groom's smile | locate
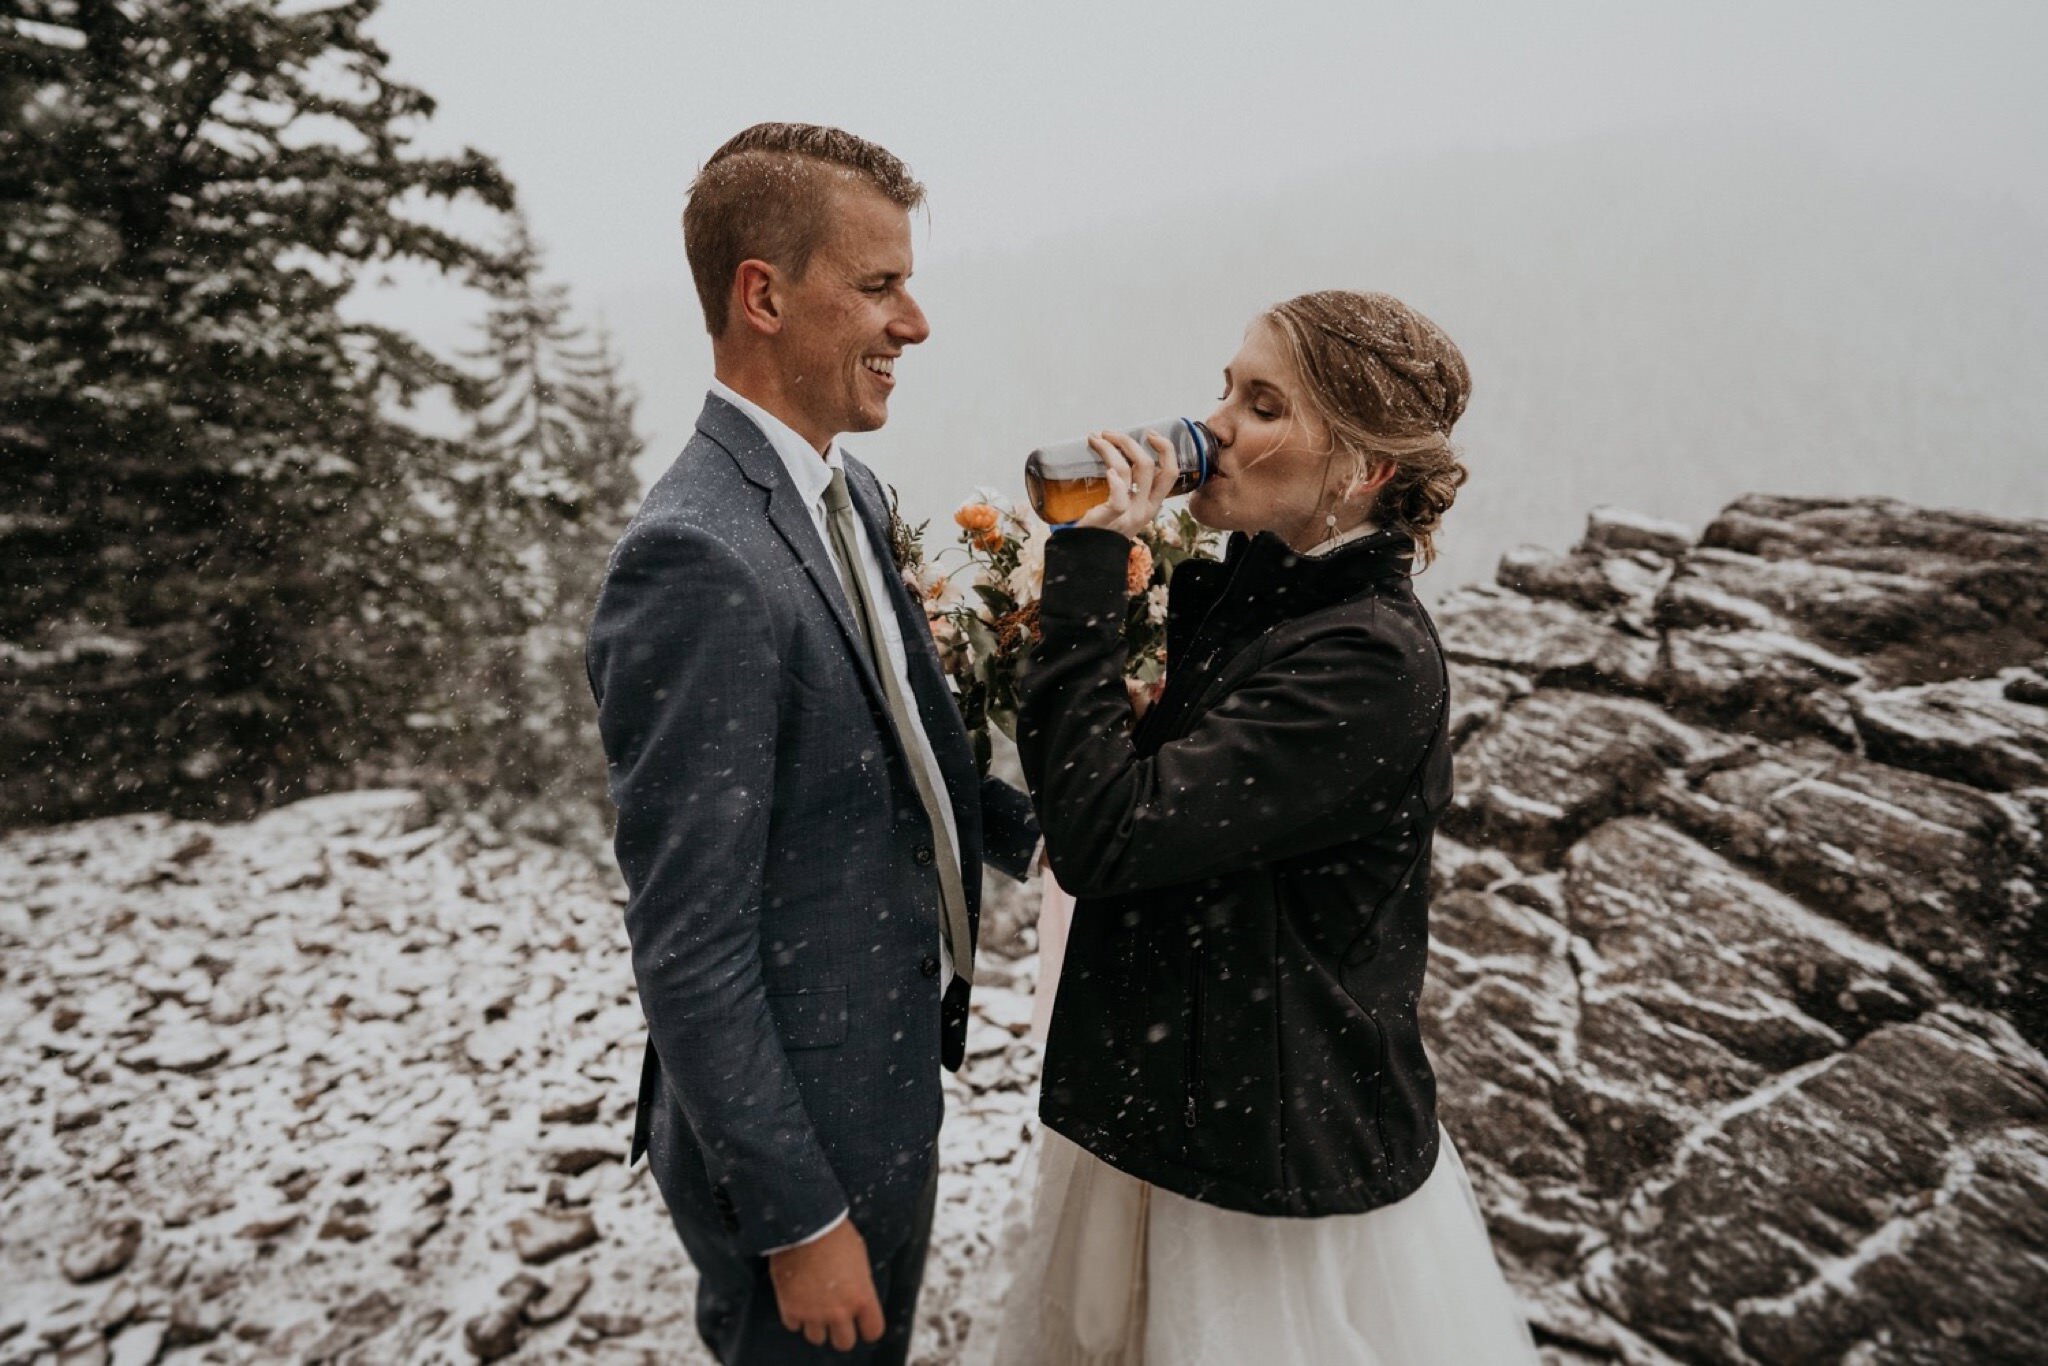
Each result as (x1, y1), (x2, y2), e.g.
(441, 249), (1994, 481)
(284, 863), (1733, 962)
(862, 353), (898, 393)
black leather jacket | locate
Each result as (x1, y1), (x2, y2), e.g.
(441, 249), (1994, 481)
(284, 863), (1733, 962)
(1017, 525), (1452, 1216)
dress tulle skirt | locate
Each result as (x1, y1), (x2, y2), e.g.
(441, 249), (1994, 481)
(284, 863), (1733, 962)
(992, 1125), (1541, 1366)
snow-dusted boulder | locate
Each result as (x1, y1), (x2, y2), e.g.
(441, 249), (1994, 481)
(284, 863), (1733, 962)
(1430, 494), (2048, 1363)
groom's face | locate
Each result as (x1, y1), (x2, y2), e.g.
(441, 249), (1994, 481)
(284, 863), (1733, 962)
(776, 181), (930, 443)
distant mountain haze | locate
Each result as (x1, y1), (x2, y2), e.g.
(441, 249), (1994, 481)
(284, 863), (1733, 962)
(569, 131), (2046, 602)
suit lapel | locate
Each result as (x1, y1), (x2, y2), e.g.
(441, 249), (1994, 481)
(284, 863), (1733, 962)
(699, 393), (982, 869)
(844, 461), (983, 855)
(698, 398), (893, 717)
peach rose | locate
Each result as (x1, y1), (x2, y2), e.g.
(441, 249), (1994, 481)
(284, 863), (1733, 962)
(1125, 541), (1155, 596)
(954, 503), (1000, 532)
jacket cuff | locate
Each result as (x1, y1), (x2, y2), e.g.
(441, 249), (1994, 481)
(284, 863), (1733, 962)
(762, 1208), (849, 1256)
(1040, 527), (1133, 629)
(978, 775), (1041, 882)
(715, 1153), (851, 1258)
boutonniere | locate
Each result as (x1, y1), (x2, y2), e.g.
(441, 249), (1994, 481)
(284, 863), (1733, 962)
(884, 484), (929, 582)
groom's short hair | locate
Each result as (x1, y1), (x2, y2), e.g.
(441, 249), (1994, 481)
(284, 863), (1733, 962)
(684, 123), (926, 337)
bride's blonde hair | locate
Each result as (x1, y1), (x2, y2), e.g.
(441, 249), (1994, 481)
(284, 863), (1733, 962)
(1264, 291), (1471, 569)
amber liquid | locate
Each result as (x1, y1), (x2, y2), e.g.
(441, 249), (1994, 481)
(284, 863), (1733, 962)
(1032, 475), (1112, 524)
(1026, 469), (1204, 523)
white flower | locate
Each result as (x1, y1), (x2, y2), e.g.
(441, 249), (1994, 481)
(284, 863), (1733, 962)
(1146, 583), (1169, 625)
(907, 559), (958, 609)
(1007, 521), (1048, 604)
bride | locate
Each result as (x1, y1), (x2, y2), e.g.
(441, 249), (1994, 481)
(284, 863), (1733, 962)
(998, 290), (1539, 1364)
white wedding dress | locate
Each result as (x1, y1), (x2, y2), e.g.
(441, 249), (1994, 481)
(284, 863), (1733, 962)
(992, 1126), (1541, 1366)
(997, 881), (1541, 1365)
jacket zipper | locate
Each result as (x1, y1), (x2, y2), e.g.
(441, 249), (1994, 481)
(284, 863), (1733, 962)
(1184, 944), (1205, 1128)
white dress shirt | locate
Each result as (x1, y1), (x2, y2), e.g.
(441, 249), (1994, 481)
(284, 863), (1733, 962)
(709, 380), (964, 1252)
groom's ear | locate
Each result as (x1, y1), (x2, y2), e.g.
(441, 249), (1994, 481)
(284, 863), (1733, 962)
(733, 259), (783, 336)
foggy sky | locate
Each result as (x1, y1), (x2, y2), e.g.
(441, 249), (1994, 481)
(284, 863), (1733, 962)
(358, 0), (2048, 592)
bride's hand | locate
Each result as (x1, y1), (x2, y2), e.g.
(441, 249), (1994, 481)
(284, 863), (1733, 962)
(1075, 429), (1177, 539)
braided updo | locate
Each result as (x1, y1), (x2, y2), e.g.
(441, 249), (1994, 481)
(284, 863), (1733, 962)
(1265, 291), (1471, 569)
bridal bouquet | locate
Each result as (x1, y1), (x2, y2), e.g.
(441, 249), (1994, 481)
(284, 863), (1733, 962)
(888, 493), (1223, 771)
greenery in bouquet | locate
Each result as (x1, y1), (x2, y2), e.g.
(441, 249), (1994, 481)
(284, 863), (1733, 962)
(887, 490), (1224, 774)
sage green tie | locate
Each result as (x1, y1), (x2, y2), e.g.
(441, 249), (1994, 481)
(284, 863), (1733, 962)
(823, 468), (974, 987)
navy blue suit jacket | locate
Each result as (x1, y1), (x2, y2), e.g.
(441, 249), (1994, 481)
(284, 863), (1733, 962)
(587, 395), (1038, 1257)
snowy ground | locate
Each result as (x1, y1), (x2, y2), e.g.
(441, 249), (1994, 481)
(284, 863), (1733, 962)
(0, 792), (1051, 1365)
(12, 494), (2044, 1365)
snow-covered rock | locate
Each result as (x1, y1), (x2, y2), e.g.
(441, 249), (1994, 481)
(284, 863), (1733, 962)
(1433, 494), (2048, 1363)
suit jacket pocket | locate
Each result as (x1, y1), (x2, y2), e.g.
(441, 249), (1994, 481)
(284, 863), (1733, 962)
(767, 985), (849, 1050)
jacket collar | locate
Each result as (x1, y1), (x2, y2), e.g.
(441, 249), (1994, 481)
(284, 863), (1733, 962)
(698, 391), (792, 494)
(1160, 526), (1413, 697)
(707, 379), (843, 514)
(1181, 525), (1414, 619)
(1143, 526), (1415, 753)
(694, 393), (880, 692)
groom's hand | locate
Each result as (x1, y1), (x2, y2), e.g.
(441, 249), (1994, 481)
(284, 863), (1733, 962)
(768, 1219), (885, 1351)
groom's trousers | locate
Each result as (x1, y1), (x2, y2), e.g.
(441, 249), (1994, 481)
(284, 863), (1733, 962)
(650, 1098), (940, 1365)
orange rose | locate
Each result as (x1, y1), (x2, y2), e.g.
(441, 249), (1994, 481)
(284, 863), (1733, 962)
(974, 529), (1005, 553)
(954, 503), (1000, 532)
(1125, 541), (1154, 596)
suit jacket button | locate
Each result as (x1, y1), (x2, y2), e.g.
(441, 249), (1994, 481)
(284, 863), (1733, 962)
(919, 954), (941, 979)
(913, 846), (934, 867)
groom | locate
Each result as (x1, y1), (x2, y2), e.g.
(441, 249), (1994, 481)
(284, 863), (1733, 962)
(587, 123), (1039, 1363)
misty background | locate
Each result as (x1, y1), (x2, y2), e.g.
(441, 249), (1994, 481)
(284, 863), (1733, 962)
(8, 8), (2048, 1361)
(362, 0), (2048, 600)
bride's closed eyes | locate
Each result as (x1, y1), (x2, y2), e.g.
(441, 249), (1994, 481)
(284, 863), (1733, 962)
(1218, 371), (1283, 421)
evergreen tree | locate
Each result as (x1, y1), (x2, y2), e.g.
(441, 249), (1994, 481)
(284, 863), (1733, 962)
(529, 327), (643, 846)
(450, 215), (641, 842)
(0, 0), (517, 823)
